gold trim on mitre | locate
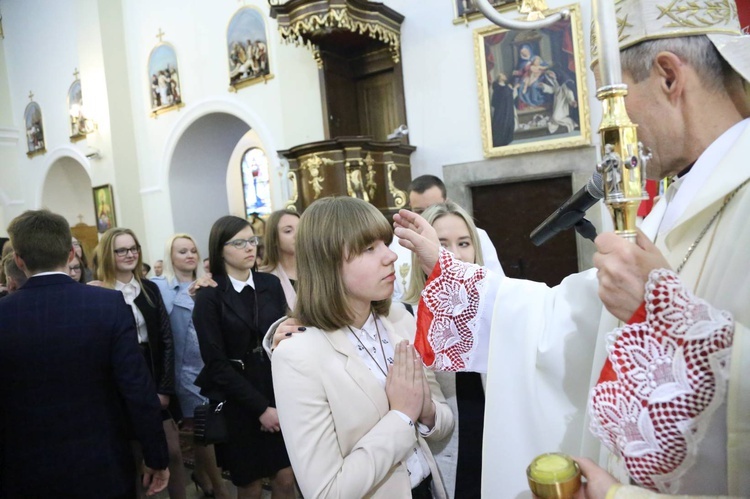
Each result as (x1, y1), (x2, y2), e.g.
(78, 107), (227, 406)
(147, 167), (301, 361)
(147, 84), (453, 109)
(590, 0), (750, 82)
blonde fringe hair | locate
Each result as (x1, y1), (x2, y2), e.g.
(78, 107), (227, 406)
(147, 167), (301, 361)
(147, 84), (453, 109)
(402, 201), (484, 305)
(161, 233), (205, 283)
(95, 227), (153, 306)
(294, 197), (393, 331)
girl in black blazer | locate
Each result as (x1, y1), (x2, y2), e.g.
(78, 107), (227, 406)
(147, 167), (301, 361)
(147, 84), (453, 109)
(91, 227), (187, 499)
(193, 215), (295, 499)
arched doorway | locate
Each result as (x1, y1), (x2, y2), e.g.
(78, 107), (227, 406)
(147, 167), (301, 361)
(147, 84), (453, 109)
(168, 113), (252, 253)
(41, 155), (96, 258)
(42, 156), (94, 227)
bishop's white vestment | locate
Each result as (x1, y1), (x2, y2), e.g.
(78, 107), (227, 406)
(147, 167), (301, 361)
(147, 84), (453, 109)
(414, 119), (750, 497)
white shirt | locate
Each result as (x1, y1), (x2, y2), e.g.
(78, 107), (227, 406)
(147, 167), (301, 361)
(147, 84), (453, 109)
(659, 118), (749, 234)
(115, 277), (148, 343)
(228, 273), (255, 293)
(346, 314), (433, 488)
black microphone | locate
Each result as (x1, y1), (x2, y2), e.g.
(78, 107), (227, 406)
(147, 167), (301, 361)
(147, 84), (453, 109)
(530, 173), (604, 246)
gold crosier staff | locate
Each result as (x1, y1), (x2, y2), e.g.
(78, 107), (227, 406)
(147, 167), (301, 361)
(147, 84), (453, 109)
(474, 0), (649, 243)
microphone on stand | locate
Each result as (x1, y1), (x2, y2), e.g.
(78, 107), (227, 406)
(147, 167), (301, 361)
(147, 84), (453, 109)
(530, 173), (604, 246)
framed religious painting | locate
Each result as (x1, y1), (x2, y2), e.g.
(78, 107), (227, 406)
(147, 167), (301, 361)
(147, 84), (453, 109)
(148, 33), (184, 117)
(24, 97), (46, 157)
(474, 3), (590, 158)
(454, 0), (516, 24)
(92, 184), (117, 234)
(227, 6), (273, 92)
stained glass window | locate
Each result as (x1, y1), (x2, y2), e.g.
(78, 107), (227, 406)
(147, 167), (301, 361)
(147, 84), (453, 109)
(241, 147), (272, 217)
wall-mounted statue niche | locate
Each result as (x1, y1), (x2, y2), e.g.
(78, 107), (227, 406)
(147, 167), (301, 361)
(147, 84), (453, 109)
(148, 29), (184, 118)
(227, 6), (273, 92)
(270, 0), (408, 142)
(24, 91), (46, 157)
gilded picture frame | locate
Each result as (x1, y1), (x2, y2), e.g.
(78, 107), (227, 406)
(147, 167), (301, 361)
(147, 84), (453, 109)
(148, 41), (184, 118)
(24, 100), (46, 157)
(227, 5), (274, 92)
(93, 184), (117, 234)
(474, 3), (590, 158)
(453, 0), (516, 25)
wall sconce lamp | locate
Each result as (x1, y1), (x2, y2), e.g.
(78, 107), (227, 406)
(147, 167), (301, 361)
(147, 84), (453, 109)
(69, 103), (97, 136)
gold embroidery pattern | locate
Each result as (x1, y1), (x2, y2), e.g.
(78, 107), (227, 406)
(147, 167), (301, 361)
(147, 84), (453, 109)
(656, 0), (736, 29)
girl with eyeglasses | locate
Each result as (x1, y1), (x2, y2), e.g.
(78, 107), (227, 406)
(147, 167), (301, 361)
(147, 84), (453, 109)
(67, 255), (86, 283)
(71, 236), (93, 282)
(90, 227), (188, 499)
(193, 216), (295, 499)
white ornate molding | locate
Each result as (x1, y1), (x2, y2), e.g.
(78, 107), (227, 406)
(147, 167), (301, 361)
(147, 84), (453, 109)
(0, 127), (20, 147)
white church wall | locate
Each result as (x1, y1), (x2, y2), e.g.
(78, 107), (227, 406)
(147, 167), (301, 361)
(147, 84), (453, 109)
(118, 0), (324, 258)
(0, 0), (605, 248)
(1, 0), (83, 222)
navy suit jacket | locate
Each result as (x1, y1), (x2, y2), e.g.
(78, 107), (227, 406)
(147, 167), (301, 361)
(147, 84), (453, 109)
(0, 274), (168, 498)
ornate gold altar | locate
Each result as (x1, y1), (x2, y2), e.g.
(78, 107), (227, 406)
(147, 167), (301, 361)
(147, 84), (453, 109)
(280, 137), (415, 216)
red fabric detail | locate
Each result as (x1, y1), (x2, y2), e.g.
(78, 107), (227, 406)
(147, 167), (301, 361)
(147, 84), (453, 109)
(737, 0), (750, 31)
(589, 272), (734, 491)
(638, 180), (659, 217)
(414, 259), (443, 367)
(597, 302), (647, 385)
(418, 249), (487, 372)
(415, 298), (436, 367)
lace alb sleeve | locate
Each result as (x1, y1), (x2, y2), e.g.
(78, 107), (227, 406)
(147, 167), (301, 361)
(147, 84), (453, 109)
(589, 269), (734, 493)
(414, 247), (491, 372)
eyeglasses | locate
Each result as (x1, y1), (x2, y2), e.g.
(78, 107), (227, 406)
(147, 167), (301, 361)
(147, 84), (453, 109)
(69, 265), (82, 272)
(224, 237), (259, 250)
(114, 246), (140, 257)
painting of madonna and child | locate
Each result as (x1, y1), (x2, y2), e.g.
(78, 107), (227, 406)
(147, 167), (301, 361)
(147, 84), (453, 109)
(474, 4), (590, 157)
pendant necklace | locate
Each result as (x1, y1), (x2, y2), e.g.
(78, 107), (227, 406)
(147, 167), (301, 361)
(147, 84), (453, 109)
(347, 312), (390, 378)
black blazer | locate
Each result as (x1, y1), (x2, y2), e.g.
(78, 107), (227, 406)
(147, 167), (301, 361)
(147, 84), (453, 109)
(0, 274), (168, 497)
(133, 278), (175, 396)
(193, 272), (287, 418)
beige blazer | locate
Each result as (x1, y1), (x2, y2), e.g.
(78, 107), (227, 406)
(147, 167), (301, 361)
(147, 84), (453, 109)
(272, 304), (454, 498)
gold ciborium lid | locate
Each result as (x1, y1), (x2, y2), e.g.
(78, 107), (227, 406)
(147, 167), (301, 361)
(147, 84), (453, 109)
(526, 453), (582, 499)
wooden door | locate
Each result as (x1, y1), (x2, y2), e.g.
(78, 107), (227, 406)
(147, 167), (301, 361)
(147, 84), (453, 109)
(355, 70), (400, 141)
(471, 176), (579, 287)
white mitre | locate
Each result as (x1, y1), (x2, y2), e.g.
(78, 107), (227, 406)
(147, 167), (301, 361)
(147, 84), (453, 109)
(590, 0), (750, 82)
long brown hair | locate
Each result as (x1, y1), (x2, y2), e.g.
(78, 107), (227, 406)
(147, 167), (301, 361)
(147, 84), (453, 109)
(260, 209), (299, 272)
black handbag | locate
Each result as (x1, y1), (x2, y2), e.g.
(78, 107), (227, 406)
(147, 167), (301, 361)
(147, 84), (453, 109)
(193, 401), (227, 446)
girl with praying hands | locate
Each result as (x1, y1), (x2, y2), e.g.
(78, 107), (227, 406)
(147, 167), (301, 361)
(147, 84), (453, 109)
(270, 196), (453, 498)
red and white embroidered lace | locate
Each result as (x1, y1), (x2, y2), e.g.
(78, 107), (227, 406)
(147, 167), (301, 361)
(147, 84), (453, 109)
(589, 269), (734, 493)
(417, 248), (487, 371)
